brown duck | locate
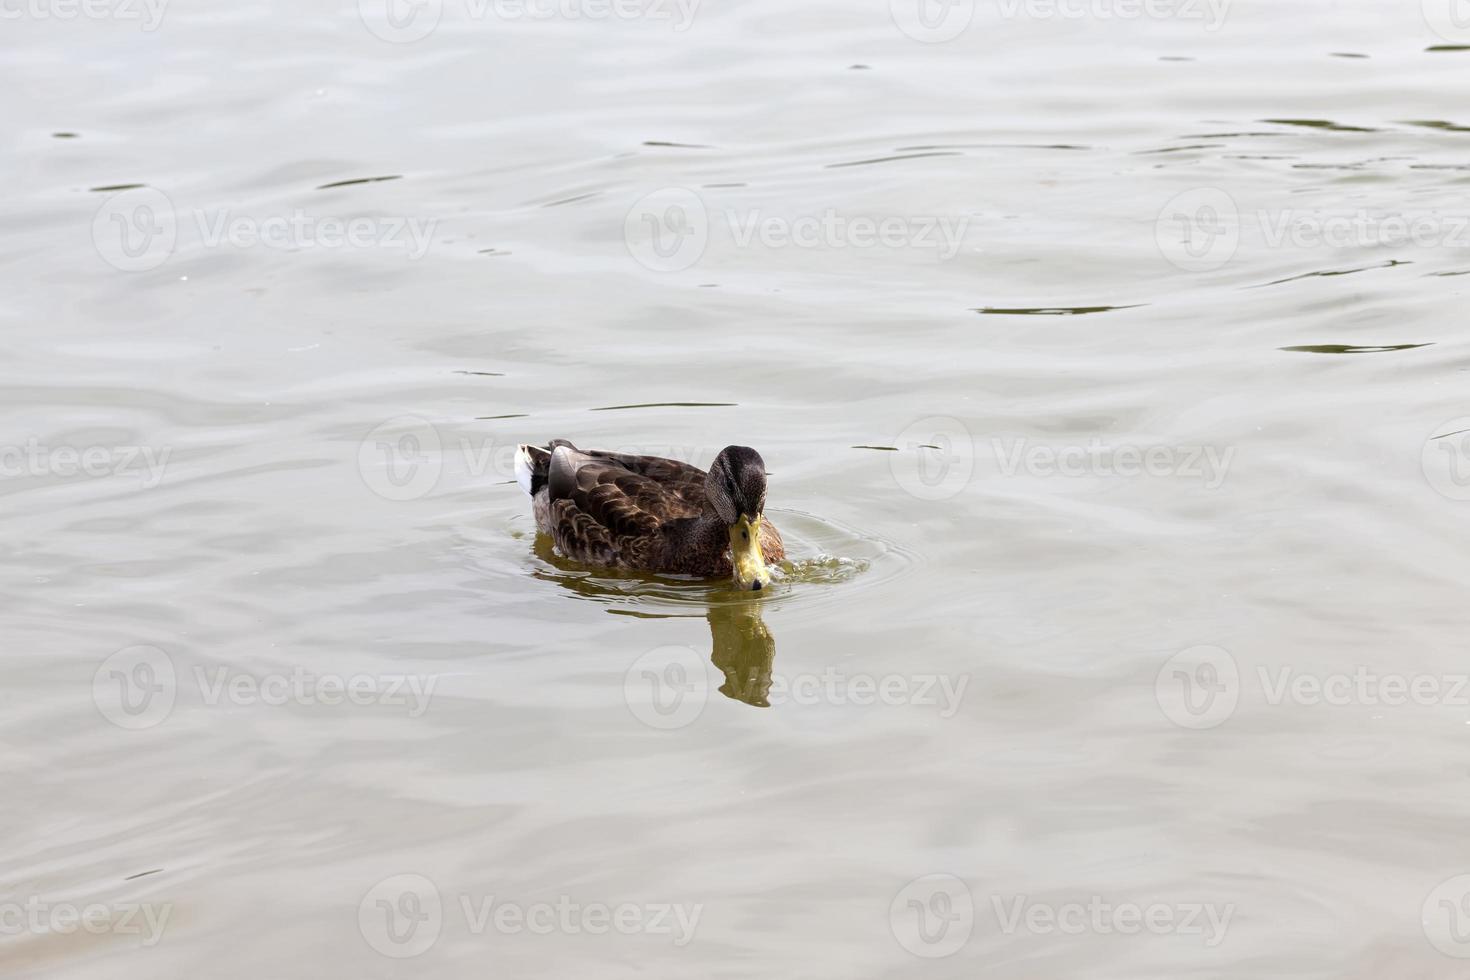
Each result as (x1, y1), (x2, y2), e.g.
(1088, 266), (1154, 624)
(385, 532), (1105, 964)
(516, 441), (785, 590)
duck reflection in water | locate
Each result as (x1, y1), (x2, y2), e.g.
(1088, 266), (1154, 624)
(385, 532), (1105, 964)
(707, 597), (776, 707)
(531, 535), (779, 707)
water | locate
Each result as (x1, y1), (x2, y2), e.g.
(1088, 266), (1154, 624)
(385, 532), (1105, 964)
(6, 0), (1470, 976)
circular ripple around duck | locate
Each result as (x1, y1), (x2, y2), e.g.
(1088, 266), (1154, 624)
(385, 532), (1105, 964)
(508, 507), (914, 618)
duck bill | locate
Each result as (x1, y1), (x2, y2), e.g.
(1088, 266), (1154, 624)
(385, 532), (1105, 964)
(729, 515), (771, 591)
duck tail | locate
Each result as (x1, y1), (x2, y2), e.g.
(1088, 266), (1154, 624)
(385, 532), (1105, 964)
(515, 444), (552, 496)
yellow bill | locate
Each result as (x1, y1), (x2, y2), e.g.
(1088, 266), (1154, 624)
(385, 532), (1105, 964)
(729, 514), (771, 591)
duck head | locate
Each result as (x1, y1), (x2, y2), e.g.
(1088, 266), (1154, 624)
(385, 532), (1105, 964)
(707, 445), (772, 591)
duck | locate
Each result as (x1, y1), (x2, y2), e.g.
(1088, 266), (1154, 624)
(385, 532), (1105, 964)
(515, 441), (785, 591)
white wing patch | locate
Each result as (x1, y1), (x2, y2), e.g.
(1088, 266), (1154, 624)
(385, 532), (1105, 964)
(514, 444), (536, 496)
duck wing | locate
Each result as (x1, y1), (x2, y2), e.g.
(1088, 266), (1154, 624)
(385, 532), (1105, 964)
(544, 445), (706, 567)
(554, 445), (709, 512)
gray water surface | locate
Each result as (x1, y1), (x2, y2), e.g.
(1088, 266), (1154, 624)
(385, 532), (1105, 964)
(6, 1), (1470, 977)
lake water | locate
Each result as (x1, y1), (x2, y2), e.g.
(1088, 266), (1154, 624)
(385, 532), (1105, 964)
(7, 0), (1470, 976)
